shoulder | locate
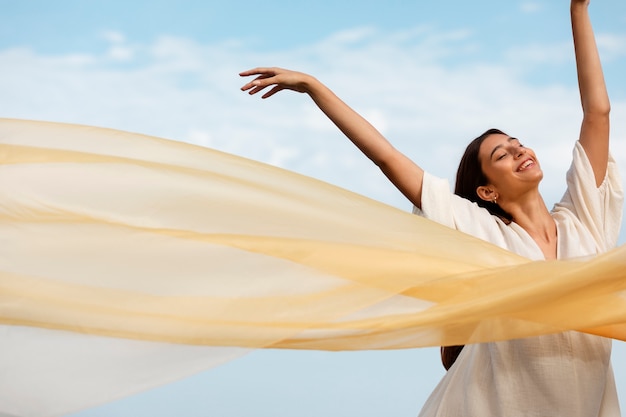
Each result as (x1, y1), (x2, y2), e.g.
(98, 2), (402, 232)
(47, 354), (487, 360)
(552, 141), (623, 252)
(414, 172), (543, 257)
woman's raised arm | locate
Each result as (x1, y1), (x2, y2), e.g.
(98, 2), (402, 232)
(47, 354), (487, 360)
(571, 0), (610, 186)
(240, 67), (425, 208)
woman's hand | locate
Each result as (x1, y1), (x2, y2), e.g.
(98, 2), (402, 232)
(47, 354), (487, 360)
(240, 67), (315, 99)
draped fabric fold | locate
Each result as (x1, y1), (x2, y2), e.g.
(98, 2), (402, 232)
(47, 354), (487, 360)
(1, 118), (625, 416)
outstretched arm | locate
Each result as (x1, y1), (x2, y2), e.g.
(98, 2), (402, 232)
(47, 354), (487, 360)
(240, 67), (425, 208)
(571, 0), (610, 186)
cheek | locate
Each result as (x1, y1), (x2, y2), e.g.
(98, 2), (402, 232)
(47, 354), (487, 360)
(480, 161), (504, 185)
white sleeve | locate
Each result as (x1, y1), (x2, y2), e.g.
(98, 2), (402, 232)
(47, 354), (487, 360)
(412, 172), (508, 245)
(553, 141), (624, 252)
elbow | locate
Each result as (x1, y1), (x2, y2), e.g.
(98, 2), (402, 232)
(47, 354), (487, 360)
(582, 106), (610, 124)
(374, 150), (401, 172)
(588, 104), (611, 117)
(582, 98), (611, 117)
(369, 145), (398, 170)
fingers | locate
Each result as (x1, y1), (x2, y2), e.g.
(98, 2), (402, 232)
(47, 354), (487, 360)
(238, 67), (277, 77)
(239, 66), (307, 98)
(240, 75), (275, 95)
(261, 85), (284, 99)
(239, 68), (277, 94)
(244, 82), (270, 96)
(239, 67), (279, 89)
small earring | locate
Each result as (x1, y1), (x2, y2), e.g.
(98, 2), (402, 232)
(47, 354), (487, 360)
(493, 197), (497, 205)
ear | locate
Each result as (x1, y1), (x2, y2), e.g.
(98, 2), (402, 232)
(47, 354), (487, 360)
(476, 185), (497, 203)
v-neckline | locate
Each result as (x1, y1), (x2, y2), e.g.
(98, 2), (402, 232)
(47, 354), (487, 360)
(508, 219), (560, 261)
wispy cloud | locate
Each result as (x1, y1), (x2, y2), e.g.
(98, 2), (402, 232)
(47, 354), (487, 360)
(597, 33), (626, 61)
(1, 26), (625, 224)
(520, 2), (543, 14)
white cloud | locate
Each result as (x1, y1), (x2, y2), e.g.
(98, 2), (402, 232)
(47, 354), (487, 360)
(0, 26), (624, 220)
(505, 41), (572, 66)
(101, 30), (126, 44)
(520, 2), (543, 14)
(186, 128), (214, 148)
(325, 27), (379, 45)
(597, 33), (626, 61)
(107, 45), (135, 61)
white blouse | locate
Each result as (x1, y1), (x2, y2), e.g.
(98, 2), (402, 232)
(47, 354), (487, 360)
(415, 141), (624, 417)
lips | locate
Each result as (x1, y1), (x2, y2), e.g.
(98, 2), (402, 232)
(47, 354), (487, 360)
(517, 158), (535, 172)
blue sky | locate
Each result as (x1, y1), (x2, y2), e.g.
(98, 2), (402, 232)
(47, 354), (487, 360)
(2, 1), (626, 416)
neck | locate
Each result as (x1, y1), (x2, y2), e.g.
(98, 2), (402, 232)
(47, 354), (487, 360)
(497, 188), (558, 260)
(500, 191), (555, 241)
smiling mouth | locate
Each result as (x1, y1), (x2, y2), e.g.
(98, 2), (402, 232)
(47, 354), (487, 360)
(517, 159), (535, 171)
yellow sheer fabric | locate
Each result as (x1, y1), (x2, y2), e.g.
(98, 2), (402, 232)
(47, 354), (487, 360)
(1, 118), (625, 416)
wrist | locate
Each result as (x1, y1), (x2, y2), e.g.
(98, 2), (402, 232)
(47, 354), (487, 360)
(571, 0), (589, 13)
(302, 74), (324, 96)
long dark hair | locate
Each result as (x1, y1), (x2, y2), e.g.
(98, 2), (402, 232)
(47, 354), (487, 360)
(440, 128), (513, 371)
(454, 128), (513, 222)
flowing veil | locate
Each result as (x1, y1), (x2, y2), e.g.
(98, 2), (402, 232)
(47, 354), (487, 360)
(1, 118), (625, 417)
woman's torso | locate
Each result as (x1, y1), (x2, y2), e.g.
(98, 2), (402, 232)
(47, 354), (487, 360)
(415, 142), (623, 417)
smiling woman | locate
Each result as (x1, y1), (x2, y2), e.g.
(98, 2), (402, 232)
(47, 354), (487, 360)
(239, 0), (624, 415)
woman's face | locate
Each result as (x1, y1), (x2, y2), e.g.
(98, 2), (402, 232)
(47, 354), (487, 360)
(477, 133), (543, 201)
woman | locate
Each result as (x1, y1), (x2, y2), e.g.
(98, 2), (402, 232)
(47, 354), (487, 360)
(240, 0), (622, 415)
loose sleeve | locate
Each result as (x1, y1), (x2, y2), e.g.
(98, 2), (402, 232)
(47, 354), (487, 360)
(553, 141), (624, 252)
(413, 172), (511, 248)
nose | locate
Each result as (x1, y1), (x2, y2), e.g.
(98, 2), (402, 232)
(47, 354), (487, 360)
(514, 146), (526, 159)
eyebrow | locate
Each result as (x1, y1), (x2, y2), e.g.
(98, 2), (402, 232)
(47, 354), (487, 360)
(490, 137), (519, 159)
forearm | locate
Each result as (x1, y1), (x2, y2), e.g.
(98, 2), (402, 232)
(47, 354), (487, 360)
(571, 0), (610, 186)
(304, 76), (396, 166)
(304, 76), (424, 207)
(571, 2), (610, 116)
